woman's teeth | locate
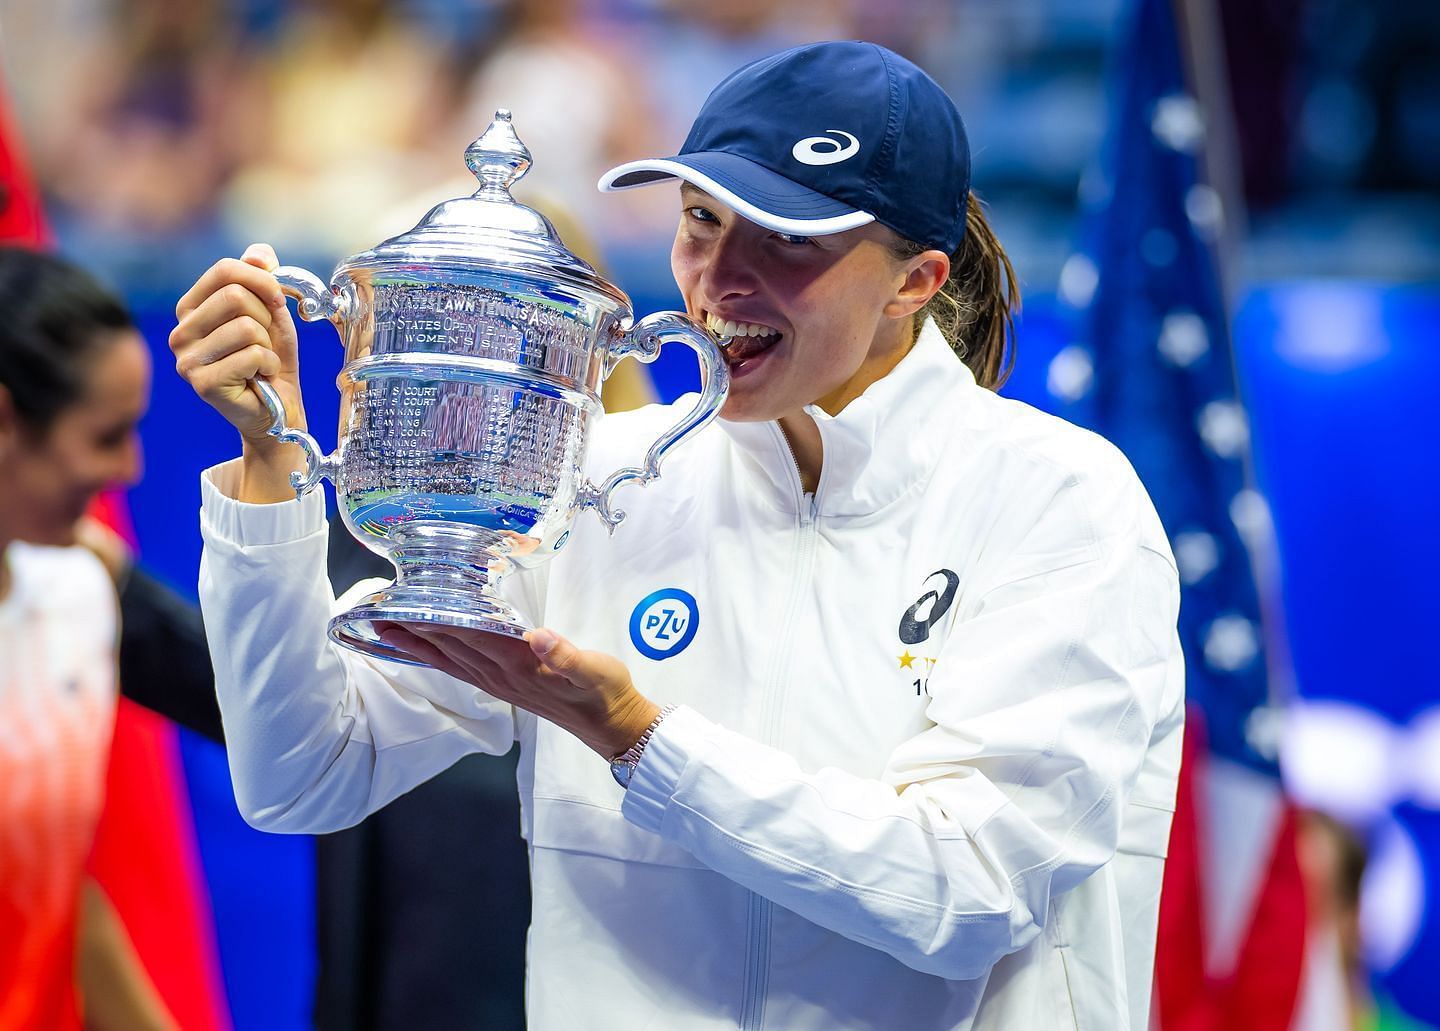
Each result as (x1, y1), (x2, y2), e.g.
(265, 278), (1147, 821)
(706, 314), (779, 340)
(706, 313), (781, 363)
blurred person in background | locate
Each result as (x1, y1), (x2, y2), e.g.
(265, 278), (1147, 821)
(609, 0), (857, 291)
(452, 0), (663, 249)
(1298, 810), (1372, 1030)
(0, 246), (176, 1030)
(222, 0), (461, 258)
(28, 0), (260, 242)
(172, 40), (1185, 1029)
(1295, 812), (1432, 1031)
(642, 0), (851, 127)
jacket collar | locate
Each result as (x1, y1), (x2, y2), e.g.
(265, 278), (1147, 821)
(718, 319), (975, 517)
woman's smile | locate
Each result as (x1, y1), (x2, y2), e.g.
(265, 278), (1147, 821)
(703, 311), (784, 378)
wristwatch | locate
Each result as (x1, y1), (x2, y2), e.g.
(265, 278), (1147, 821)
(609, 705), (677, 789)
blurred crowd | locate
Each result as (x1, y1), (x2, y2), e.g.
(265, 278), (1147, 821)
(3, 0), (1435, 303)
(0, 0), (975, 298)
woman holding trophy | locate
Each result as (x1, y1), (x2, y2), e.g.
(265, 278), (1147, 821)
(171, 41), (1184, 1031)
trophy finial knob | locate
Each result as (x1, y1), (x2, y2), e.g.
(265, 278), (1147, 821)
(466, 109), (532, 197)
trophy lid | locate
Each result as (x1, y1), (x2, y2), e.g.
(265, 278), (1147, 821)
(337, 110), (628, 311)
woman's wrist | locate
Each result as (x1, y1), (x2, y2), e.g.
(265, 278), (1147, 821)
(591, 693), (664, 759)
(237, 436), (306, 504)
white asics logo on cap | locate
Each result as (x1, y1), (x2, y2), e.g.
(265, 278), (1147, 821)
(791, 130), (860, 166)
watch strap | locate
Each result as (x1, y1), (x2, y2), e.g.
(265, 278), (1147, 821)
(609, 704), (677, 789)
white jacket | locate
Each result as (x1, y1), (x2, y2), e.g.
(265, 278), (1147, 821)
(199, 321), (1185, 1030)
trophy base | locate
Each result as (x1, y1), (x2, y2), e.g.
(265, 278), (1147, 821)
(329, 587), (530, 666)
(326, 520), (535, 666)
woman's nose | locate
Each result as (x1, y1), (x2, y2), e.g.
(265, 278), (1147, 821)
(114, 434), (144, 487)
(701, 231), (760, 299)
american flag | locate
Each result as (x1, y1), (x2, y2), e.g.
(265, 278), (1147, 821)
(1051, 0), (1342, 1026)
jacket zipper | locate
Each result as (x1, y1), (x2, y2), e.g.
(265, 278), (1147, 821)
(739, 424), (821, 1031)
(740, 892), (773, 1030)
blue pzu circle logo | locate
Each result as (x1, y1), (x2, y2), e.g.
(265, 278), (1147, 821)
(629, 588), (699, 661)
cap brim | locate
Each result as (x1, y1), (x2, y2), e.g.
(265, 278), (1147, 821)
(598, 152), (875, 237)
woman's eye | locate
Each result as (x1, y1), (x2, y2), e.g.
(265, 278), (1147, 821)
(777, 233), (814, 247)
(685, 206), (719, 224)
(95, 424), (133, 449)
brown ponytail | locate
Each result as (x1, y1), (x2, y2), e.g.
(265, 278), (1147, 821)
(892, 193), (1019, 390)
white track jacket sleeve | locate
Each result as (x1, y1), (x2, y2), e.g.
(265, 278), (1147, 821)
(619, 469), (1184, 981)
(198, 462), (523, 833)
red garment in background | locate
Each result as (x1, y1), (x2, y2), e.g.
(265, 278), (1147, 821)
(0, 545), (114, 1031)
(0, 91), (47, 246)
(86, 696), (230, 1031)
(85, 494), (230, 1031)
(2, 80), (229, 1030)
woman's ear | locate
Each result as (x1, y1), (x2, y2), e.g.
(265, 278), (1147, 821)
(884, 250), (950, 320)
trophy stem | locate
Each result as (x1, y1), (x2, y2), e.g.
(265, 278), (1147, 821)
(391, 521), (512, 594)
(329, 520), (532, 665)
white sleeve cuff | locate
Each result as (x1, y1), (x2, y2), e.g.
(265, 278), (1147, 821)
(200, 459), (327, 548)
(620, 705), (718, 835)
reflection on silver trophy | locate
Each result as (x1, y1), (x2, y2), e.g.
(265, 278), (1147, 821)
(250, 110), (729, 665)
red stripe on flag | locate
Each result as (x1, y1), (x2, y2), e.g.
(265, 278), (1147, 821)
(1156, 705), (1216, 1031)
(1217, 803), (1308, 1028)
(1154, 706), (1310, 1030)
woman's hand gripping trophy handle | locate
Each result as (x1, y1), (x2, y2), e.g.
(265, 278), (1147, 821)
(170, 244), (309, 504)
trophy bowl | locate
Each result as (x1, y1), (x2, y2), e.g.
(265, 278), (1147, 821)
(250, 110), (729, 665)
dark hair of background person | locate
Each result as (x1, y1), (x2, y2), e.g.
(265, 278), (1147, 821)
(891, 193), (1020, 391)
(0, 246), (135, 430)
(0, 245), (226, 745)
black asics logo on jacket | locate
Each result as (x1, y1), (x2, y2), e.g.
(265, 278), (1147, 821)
(898, 570), (960, 645)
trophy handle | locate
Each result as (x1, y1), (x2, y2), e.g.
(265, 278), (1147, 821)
(579, 312), (731, 533)
(249, 265), (346, 497)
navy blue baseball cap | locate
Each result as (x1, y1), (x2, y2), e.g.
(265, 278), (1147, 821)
(599, 40), (971, 253)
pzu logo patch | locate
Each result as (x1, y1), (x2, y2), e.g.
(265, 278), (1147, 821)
(629, 588), (700, 661)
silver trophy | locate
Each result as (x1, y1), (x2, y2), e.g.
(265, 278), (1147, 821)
(250, 110), (729, 664)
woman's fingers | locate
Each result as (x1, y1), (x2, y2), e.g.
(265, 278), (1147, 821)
(398, 626), (568, 705)
(386, 625), (644, 755)
(526, 629), (585, 682)
(170, 245), (306, 440)
(526, 629), (632, 695)
(377, 626), (472, 681)
(173, 266), (299, 369)
(175, 280), (275, 344)
(185, 338), (281, 390)
(175, 255), (285, 321)
(406, 626), (612, 695)
(413, 627), (516, 681)
(176, 334), (286, 437)
(241, 242), (279, 272)
(175, 315), (271, 380)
